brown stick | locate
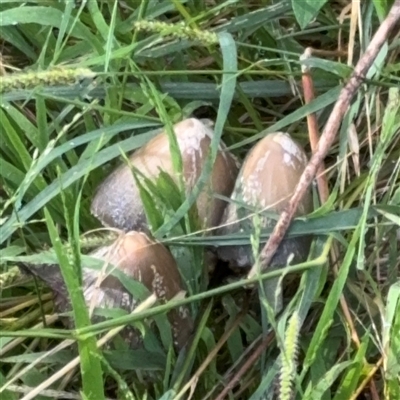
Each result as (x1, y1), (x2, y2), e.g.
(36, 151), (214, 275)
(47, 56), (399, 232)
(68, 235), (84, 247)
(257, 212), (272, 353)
(301, 47), (380, 400)
(301, 47), (330, 202)
(214, 331), (275, 400)
(349, 357), (384, 400)
(248, 0), (400, 279)
(174, 309), (247, 400)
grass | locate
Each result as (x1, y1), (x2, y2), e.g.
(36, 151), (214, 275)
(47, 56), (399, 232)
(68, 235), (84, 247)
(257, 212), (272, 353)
(1, 1), (400, 399)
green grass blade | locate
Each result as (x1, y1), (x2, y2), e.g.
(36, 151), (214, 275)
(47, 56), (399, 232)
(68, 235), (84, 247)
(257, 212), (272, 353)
(156, 31), (237, 236)
(43, 208), (104, 399)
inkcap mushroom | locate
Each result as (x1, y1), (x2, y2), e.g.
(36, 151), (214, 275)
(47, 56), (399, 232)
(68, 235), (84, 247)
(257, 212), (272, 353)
(20, 231), (193, 350)
(216, 132), (313, 309)
(91, 118), (239, 233)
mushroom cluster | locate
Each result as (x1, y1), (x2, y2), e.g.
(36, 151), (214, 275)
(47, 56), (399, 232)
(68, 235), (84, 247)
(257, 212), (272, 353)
(91, 118), (239, 232)
(21, 118), (239, 351)
(21, 118), (313, 350)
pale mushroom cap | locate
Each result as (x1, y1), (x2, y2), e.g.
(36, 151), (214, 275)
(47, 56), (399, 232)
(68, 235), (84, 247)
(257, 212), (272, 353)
(217, 132), (313, 268)
(238, 132), (310, 214)
(84, 231), (193, 349)
(91, 118), (239, 232)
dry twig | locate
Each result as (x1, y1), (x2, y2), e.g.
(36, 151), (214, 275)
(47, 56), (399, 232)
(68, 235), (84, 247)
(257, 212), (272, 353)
(248, 0), (400, 279)
(214, 331), (275, 400)
(300, 46), (380, 400)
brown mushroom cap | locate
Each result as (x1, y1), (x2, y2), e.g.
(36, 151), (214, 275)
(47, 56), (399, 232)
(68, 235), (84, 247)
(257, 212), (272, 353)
(91, 118), (239, 232)
(21, 232), (193, 350)
(87, 231), (192, 349)
(216, 132), (313, 268)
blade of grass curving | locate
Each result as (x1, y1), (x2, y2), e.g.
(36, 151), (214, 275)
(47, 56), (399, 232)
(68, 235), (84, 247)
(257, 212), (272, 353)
(0, 6), (103, 53)
(300, 224), (361, 381)
(0, 256), (326, 342)
(1, 79), (337, 102)
(10, 121), (158, 213)
(135, 69), (208, 292)
(133, 172), (166, 233)
(164, 206), (380, 247)
(0, 26), (36, 60)
(296, 237), (330, 325)
(300, 57), (353, 78)
(332, 336), (368, 400)
(87, 0), (112, 42)
(99, 356), (135, 400)
(1, 102), (42, 149)
(217, 1), (291, 33)
(75, 256), (327, 338)
(170, 0), (193, 22)
(191, 0), (241, 23)
(155, 31), (237, 237)
(35, 96), (49, 153)
(373, 0), (391, 21)
(43, 208), (104, 400)
(375, 205), (400, 227)
(140, 73), (185, 188)
(0, 351), (73, 365)
(249, 360), (280, 400)
(137, 1), (290, 58)
(74, 42), (134, 67)
(384, 282), (400, 397)
(383, 282), (400, 353)
(228, 85), (341, 150)
(172, 300), (214, 393)
(52, 0), (75, 64)
(0, 372), (16, 400)
(356, 88), (399, 271)
(104, 1), (118, 74)
(0, 108), (37, 172)
(136, 70), (185, 196)
(303, 361), (354, 400)
(0, 123), (160, 245)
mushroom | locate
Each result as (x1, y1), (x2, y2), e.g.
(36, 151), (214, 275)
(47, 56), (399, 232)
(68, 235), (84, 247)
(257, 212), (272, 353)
(91, 118), (239, 233)
(216, 132), (313, 309)
(20, 231), (193, 350)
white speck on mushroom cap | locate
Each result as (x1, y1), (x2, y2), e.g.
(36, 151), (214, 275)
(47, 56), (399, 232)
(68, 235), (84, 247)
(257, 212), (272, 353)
(150, 264), (166, 300)
(283, 152), (296, 168)
(177, 118), (235, 165)
(121, 292), (130, 308)
(273, 132), (308, 165)
(241, 174), (261, 205)
(177, 119), (212, 187)
(254, 150), (270, 173)
(177, 118), (211, 153)
(240, 150), (271, 204)
(178, 305), (190, 319)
